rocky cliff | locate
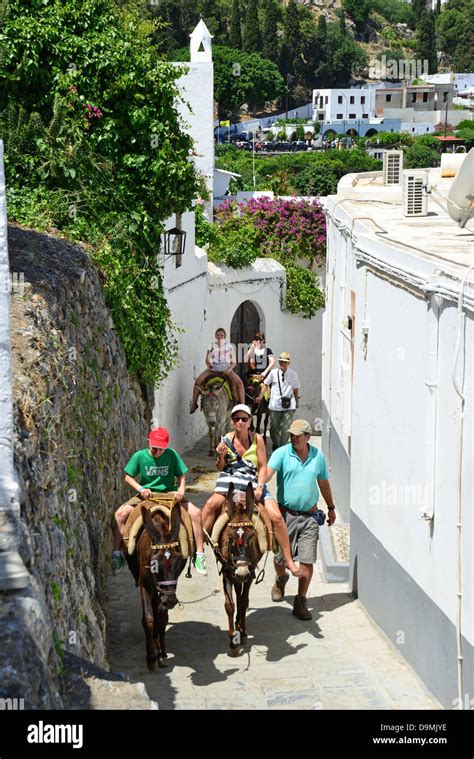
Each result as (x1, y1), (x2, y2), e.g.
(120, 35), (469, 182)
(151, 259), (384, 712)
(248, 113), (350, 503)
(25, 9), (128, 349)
(0, 225), (151, 708)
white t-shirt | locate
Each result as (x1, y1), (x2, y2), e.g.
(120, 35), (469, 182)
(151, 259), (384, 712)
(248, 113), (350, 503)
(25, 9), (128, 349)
(265, 367), (300, 411)
(208, 341), (234, 371)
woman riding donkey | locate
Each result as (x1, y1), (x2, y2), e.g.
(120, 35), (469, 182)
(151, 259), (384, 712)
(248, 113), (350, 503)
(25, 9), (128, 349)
(202, 404), (302, 578)
(244, 331), (275, 381)
(190, 327), (245, 414)
(112, 427), (208, 576)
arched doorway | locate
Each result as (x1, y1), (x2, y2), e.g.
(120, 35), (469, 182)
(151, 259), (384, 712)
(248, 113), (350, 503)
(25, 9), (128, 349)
(230, 301), (262, 378)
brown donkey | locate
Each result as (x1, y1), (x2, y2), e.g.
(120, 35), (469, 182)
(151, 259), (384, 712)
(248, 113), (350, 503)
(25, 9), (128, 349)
(218, 483), (263, 656)
(131, 504), (187, 670)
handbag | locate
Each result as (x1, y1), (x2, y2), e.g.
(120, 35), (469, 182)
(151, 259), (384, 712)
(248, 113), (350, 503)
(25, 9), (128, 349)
(277, 370), (293, 410)
(222, 435), (257, 476)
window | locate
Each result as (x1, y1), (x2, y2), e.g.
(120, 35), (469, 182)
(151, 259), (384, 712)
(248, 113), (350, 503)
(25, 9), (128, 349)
(349, 113), (356, 119)
(361, 96), (365, 104)
(422, 92), (428, 102)
(318, 113), (324, 121)
(362, 113), (369, 118)
(386, 94), (392, 102)
(338, 95), (343, 104)
(350, 96), (355, 104)
(411, 93), (416, 102)
(443, 91), (448, 102)
(336, 113), (343, 119)
(325, 96), (328, 104)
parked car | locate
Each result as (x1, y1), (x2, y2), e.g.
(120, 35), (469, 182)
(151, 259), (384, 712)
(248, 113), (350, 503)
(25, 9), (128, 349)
(276, 141), (293, 152)
(236, 131), (254, 142)
(263, 141), (276, 152)
(235, 141), (252, 151)
(291, 141), (309, 152)
(214, 127), (231, 140)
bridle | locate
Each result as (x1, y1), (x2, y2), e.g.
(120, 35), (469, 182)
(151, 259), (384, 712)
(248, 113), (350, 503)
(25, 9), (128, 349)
(223, 520), (259, 582)
(146, 540), (181, 599)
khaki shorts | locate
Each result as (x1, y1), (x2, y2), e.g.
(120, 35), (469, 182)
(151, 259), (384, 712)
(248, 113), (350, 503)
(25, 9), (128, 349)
(274, 509), (319, 566)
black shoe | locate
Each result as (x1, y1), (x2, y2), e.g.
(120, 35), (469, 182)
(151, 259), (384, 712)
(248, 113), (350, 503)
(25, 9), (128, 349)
(292, 595), (312, 620)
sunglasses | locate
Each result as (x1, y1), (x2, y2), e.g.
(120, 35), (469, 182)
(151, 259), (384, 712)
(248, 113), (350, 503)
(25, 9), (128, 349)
(232, 416), (250, 422)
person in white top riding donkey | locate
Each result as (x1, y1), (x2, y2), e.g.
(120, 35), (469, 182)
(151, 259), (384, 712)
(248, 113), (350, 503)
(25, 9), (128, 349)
(190, 327), (245, 413)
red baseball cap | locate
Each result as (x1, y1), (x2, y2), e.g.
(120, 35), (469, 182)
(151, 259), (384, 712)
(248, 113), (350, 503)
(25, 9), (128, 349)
(149, 427), (169, 448)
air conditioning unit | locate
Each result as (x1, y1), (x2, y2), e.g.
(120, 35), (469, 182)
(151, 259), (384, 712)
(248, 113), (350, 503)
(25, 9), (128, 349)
(402, 170), (428, 216)
(383, 150), (403, 185)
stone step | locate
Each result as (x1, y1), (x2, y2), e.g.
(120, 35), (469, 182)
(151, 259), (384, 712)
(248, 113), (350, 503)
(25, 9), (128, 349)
(319, 521), (350, 583)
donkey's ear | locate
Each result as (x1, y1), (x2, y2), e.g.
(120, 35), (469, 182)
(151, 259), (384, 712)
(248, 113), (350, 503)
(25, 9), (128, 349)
(141, 506), (160, 542)
(169, 503), (181, 542)
(245, 482), (255, 520)
(226, 483), (236, 517)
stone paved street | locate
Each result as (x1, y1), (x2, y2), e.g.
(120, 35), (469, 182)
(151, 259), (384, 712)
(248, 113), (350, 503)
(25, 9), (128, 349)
(107, 434), (440, 710)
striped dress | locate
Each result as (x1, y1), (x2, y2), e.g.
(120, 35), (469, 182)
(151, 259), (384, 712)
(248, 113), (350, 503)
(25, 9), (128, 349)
(215, 433), (259, 495)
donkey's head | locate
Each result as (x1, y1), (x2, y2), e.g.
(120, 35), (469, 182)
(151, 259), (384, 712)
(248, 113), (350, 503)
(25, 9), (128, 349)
(223, 483), (260, 581)
(141, 505), (186, 609)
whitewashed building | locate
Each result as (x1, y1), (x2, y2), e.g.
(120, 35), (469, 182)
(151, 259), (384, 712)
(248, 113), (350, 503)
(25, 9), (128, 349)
(155, 23), (324, 452)
(313, 88), (376, 123)
(322, 159), (474, 707)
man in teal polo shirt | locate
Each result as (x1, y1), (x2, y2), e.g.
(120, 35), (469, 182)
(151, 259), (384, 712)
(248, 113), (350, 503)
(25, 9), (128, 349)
(112, 427), (207, 576)
(265, 419), (336, 620)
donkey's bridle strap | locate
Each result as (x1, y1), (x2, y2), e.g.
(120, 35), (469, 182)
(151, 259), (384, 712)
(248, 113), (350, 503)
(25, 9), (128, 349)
(227, 521), (254, 528)
(150, 541), (180, 550)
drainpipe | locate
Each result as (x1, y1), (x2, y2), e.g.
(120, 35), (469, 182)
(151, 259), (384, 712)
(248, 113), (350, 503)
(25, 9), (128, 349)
(326, 218), (337, 470)
(0, 141), (30, 590)
(451, 263), (473, 708)
(421, 286), (440, 521)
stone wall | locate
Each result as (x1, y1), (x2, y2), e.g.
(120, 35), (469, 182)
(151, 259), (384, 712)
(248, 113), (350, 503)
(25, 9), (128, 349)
(0, 225), (151, 708)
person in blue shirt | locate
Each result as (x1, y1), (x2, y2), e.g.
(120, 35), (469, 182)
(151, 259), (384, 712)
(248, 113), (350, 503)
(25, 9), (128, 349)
(265, 419), (337, 620)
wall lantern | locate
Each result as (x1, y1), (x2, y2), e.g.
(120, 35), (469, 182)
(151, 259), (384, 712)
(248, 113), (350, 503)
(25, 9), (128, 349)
(163, 226), (187, 259)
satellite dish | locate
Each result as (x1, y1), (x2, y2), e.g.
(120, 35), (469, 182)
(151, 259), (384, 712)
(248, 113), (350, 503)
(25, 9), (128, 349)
(446, 147), (474, 228)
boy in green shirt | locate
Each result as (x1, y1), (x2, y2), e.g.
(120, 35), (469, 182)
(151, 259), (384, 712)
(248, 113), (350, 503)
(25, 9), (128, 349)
(112, 427), (207, 576)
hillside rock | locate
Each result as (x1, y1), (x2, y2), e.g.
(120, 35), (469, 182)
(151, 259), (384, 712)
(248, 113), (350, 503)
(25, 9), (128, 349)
(1, 225), (151, 708)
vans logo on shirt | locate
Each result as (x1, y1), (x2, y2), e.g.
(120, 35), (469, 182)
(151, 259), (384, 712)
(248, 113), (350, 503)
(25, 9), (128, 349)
(144, 465), (169, 477)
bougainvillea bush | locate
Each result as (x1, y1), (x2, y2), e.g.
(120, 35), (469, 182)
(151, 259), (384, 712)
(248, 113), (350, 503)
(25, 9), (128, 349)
(199, 197), (326, 318)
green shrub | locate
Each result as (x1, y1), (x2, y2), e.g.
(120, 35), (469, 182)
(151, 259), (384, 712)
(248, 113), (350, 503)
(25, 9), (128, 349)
(285, 266), (325, 318)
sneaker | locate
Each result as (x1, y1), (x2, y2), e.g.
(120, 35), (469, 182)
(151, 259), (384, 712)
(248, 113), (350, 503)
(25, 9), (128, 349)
(193, 553), (208, 576)
(292, 594), (312, 620)
(112, 552), (126, 575)
(271, 572), (289, 602)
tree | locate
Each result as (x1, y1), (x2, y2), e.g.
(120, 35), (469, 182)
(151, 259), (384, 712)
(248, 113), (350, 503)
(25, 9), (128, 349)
(1, 0), (199, 382)
(212, 45), (284, 117)
(315, 21), (367, 87)
(283, 0), (303, 80)
(343, 0), (373, 33)
(412, 0), (426, 21)
(415, 10), (437, 74)
(229, 0), (242, 48)
(339, 8), (347, 35)
(436, 0), (474, 71)
(262, 0), (280, 64)
(242, 0), (262, 53)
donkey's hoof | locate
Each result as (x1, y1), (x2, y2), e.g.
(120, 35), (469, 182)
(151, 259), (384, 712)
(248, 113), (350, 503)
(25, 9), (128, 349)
(158, 654), (168, 668)
(228, 646), (243, 658)
(147, 657), (158, 672)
